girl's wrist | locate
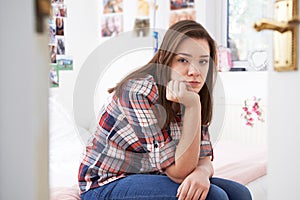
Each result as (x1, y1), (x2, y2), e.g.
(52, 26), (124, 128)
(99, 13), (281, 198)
(194, 165), (211, 179)
(184, 98), (201, 109)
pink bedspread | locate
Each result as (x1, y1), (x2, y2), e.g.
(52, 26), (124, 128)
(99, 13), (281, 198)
(50, 185), (81, 200)
(212, 140), (267, 185)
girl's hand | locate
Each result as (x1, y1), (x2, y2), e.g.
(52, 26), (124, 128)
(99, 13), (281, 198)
(176, 168), (210, 200)
(166, 80), (200, 108)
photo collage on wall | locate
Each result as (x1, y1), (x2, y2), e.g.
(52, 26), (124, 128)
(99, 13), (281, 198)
(101, 0), (124, 37)
(49, 0), (73, 88)
(169, 0), (196, 27)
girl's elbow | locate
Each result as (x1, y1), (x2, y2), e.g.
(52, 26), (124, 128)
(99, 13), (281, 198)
(165, 171), (185, 183)
(165, 164), (196, 183)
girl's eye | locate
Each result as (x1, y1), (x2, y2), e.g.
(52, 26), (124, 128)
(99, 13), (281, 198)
(199, 59), (209, 65)
(178, 58), (189, 63)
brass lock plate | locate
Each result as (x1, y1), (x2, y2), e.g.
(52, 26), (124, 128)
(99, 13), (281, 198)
(274, 0), (298, 71)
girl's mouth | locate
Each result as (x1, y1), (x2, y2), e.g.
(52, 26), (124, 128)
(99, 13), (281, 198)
(187, 81), (201, 88)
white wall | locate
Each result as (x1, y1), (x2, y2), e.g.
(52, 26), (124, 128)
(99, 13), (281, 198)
(52, 0), (220, 129)
(0, 0), (49, 199)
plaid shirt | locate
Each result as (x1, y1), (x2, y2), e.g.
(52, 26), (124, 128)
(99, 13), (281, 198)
(78, 75), (213, 194)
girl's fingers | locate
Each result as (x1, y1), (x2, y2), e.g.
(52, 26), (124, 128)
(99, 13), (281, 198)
(199, 189), (209, 200)
(177, 183), (189, 200)
(166, 81), (175, 101)
(166, 81), (176, 101)
(178, 81), (187, 95)
(167, 80), (190, 103)
(176, 184), (182, 198)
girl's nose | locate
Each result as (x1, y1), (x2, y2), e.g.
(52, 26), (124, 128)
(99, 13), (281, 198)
(187, 63), (201, 76)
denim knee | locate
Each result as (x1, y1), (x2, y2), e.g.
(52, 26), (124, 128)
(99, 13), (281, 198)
(210, 177), (252, 200)
(206, 184), (229, 200)
(235, 186), (252, 200)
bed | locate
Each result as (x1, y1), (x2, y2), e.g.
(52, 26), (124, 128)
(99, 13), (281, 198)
(49, 95), (267, 200)
(212, 140), (267, 200)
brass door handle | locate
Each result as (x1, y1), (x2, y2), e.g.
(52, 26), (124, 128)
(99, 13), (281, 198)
(253, 0), (299, 71)
(254, 18), (300, 33)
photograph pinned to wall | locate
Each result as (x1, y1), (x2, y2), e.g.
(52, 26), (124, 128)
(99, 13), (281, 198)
(134, 18), (150, 37)
(133, 0), (157, 38)
(53, 4), (67, 17)
(169, 9), (196, 26)
(170, 0), (194, 10)
(56, 36), (65, 55)
(103, 0), (123, 14)
(101, 14), (123, 37)
(136, 0), (155, 17)
(49, 23), (56, 45)
(49, 45), (57, 64)
(55, 17), (64, 36)
(50, 64), (59, 88)
(56, 55), (73, 71)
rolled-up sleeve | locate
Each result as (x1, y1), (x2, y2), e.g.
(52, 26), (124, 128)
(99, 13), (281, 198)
(200, 125), (214, 160)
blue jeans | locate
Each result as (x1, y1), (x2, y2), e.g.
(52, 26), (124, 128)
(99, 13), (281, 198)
(81, 174), (252, 200)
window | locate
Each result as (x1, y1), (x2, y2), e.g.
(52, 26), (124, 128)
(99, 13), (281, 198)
(227, 0), (273, 70)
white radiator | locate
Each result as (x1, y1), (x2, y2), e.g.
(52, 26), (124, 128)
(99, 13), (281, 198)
(209, 72), (268, 146)
(216, 103), (267, 146)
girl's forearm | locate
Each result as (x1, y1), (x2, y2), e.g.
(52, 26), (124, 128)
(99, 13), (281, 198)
(165, 103), (201, 182)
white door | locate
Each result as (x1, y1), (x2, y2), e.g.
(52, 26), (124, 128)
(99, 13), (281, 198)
(0, 1), (49, 200)
(267, 1), (300, 199)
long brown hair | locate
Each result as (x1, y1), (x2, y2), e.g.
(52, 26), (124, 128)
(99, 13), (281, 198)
(108, 20), (217, 127)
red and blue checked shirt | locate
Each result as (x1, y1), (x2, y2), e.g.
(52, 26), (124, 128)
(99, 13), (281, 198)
(78, 74), (213, 194)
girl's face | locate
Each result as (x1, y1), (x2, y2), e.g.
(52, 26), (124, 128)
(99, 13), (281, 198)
(170, 38), (210, 93)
